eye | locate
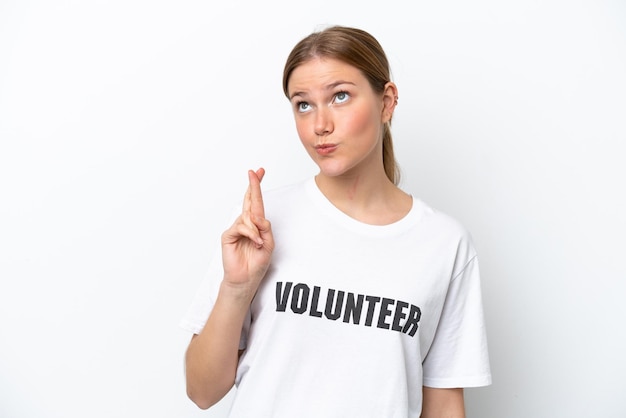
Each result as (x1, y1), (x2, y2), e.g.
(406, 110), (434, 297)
(297, 101), (311, 113)
(334, 91), (350, 104)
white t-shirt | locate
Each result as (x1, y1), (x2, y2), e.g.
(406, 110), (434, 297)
(180, 178), (491, 417)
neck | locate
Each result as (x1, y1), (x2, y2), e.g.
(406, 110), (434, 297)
(315, 170), (388, 204)
(314, 170), (412, 225)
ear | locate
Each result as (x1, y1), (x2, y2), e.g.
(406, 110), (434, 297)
(381, 81), (398, 124)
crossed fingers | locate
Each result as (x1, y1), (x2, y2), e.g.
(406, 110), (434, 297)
(242, 168), (266, 247)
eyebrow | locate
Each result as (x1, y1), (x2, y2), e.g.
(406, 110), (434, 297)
(289, 80), (356, 100)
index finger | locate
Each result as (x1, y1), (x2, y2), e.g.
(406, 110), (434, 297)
(248, 167), (266, 219)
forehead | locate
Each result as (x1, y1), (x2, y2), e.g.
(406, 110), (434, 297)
(288, 57), (367, 94)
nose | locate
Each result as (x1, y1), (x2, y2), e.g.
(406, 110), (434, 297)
(314, 107), (333, 136)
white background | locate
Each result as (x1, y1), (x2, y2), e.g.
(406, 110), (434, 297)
(1, 1), (625, 417)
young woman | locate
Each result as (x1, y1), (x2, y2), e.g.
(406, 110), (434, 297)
(181, 26), (491, 418)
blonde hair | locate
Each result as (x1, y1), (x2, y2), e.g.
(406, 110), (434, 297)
(282, 26), (400, 185)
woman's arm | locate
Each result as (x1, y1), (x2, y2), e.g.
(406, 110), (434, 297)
(421, 387), (465, 418)
(184, 283), (251, 409)
(184, 169), (274, 409)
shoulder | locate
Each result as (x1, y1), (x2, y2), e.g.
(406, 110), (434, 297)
(415, 198), (472, 240)
(412, 197), (477, 262)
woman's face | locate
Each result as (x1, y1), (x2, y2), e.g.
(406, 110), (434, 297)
(287, 57), (393, 180)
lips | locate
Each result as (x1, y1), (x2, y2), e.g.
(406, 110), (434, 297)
(315, 143), (338, 156)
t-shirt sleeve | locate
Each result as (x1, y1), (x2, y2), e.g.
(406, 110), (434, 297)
(178, 245), (222, 335)
(422, 254), (492, 388)
(178, 206), (251, 350)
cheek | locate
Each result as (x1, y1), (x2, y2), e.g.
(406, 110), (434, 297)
(343, 105), (379, 136)
(294, 118), (310, 143)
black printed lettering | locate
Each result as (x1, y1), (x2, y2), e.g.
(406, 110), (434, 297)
(274, 282), (422, 338)
(309, 286), (323, 318)
(324, 289), (344, 320)
(291, 283), (309, 314)
(276, 282), (291, 312)
(402, 304), (421, 337)
(343, 293), (364, 324)
(377, 297), (395, 330)
(364, 295), (381, 327)
(392, 300), (408, 332)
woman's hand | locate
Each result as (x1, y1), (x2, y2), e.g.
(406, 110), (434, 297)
(220, 168), (275, 301)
